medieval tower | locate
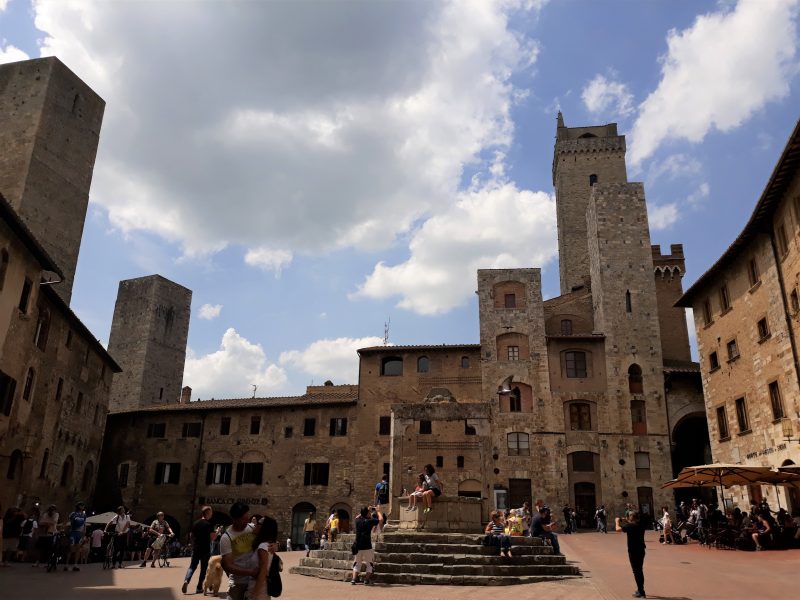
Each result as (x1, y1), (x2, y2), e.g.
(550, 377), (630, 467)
(107, 275), (192, 412)
(0, 57), (105, 304)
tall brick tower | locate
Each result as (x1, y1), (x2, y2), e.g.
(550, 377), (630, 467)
(552, 112), (627, 295)
(107, 275), (192, 412)
(0, 57), (105, 304)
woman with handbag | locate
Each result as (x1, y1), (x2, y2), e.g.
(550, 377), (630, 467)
(251, 516), (281, 600)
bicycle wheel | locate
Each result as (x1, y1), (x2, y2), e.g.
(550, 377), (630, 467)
(158, 549), (168, 568)
(103, 539), (114, 569)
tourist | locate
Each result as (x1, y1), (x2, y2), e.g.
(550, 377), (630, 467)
(329, 512), (339, 543)
(220, 502), (258, 600)
(302, 512), (317, 557)
(516, 502), (532, 536)
(595, 505), (607, 533)
(285, 537), (292, 552)
(531, 506), (560, 555)
(324, 510), (335, 540)
(66, 502), (87, 571)
(34, 504), (59, 568)
(105, 506), (131, 568)
(406, 474), (426, 512)
(140, 511), (173, 568)
(485, 511), (513, 557)
(250, 516), (279, 600)
(90, 526), (104, 562)
(752, 513), (772, 551)
(660, 507), (674, 545)
(351, 506), (383, 585)
(182, 506), (217, 595)
(18, 510), (38, 562)
(616, 511), (646, 599)
(421, 464), (444, 514)
(373, 474), (390, 532)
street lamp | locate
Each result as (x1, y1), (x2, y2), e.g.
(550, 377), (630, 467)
(781, 418), (799, 443)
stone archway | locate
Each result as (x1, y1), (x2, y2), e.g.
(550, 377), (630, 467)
(671, 413), (712, 505)
(290, 502), (316, 548)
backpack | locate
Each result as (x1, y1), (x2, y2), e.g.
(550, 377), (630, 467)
(267, 554), (282, 597)
(376, 481), (389, 502)
(22, 518), (35, 535)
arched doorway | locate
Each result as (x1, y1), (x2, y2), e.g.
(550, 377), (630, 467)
(671, 414), (712, 505)
(330, 503), (352, 533)
(209, 511), (232, 530)
(142, 513), (182, 539)
(290, 502), (316, 548)
(574, 482), (596, 529)
(458, 479), (482, 498)
(782, 460), (799, 513)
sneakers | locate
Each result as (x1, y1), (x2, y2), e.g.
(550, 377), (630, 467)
(140, 561), (146, 567)
(351, 578), (358, 585)
(181, 581), (188, 594)
(423, 507), (431, 514)
(364, 579), (373, 585)
(632, 591), (646, 598)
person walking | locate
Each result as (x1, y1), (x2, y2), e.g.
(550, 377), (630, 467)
(220, 502), (258, 600)
(302, 512), (316, 557)
(181, 506), (217, 594)
(34, 504), (59, 568)
(616, 511), (647, 598)
(595, 505), (607, 533)
(105, 506), (131, 569)
(373, 474), (390, 533)
(351, 506), (383, 585)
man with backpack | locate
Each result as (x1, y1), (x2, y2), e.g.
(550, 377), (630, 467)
(595, 505), (607, 533)
(18, 511), (37, 562)
(373, 474), (390, 533)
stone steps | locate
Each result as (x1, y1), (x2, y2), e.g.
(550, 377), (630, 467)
(301, 557), (578, 576)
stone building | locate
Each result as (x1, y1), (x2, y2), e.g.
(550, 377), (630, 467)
(677, 118), (800, 513)
(96, 115), (708, 538)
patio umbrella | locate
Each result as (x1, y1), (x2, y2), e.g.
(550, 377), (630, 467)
(663, 464), (775, 489)
(85, 511), (141, 527)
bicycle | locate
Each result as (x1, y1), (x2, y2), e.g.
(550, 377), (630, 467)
(46, 532), (69, 573)
(156, 534), (174, 568)
(103, 534), (115, 570)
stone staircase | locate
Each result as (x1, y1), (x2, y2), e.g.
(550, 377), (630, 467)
(290, 532), (581, 586)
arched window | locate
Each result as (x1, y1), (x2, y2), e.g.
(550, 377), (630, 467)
(60, 456), (74, 487)
(6, 449), (23, 480)
(22, 367), (35, 401)
(39, 449), (49, 479)
(0, 248), (8, 290)
(569, 402), (592, 431)
(380, 357), (403, 376)
(625, 290), (632, 313)
(81, 461), (94, 492)
(460, 356), (470, 369)
(507, 432), (530, 456)
(628, 364), (643, 394)
(417, 356), (430, 374)
(564, 351), (587, 378)
(589, 174), (598, 186)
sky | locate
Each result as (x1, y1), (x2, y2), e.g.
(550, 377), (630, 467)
(1, 0), (799, 400)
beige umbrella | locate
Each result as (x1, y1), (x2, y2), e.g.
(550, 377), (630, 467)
(662, 464), (775, 489)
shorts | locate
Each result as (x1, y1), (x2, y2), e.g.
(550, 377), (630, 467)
(353, 548), (375, 571)
(69, 531), (84, 546)
(432, 488), (442, 497)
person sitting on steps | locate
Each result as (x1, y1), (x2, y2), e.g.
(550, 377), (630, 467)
(485, 511), (513, 557)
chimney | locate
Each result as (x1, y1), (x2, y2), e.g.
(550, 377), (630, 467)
(179, 386), (192, 404)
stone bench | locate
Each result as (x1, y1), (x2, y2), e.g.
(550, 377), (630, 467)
(397, 494), (484, 532)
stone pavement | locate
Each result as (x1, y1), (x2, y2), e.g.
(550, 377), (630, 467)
(1, 531), (797, 599)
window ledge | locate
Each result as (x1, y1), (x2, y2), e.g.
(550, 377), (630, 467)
(709, 365), (720, 373)
(737, 429), (752, 437)
(703, 320), (715, 329)
(718, 436), (731, 443)
(757, 334), (772, 344)
(726, 355), (740, 364)
(748, 280), (762, 294)
(772, 417), (786, 424)
(720, 307), (733, 317)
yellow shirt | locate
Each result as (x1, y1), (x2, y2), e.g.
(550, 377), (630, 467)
(330, 517), (339, 530)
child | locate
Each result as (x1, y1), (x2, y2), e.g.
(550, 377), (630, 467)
(485, 511), (512, 557)
(406, 474), (427, 511)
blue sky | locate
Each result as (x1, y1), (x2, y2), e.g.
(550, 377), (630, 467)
(2, 0), (799, 399)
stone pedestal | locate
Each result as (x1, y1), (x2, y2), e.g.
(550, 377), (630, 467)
(398, 495), (484, 532)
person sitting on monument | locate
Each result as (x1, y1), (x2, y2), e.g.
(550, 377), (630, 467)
(406, 474), (427, 511)
(421, 464), (444, 514)
(485, 511), (513, 557)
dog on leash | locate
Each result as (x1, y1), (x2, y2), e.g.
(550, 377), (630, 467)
(202, 555), (225, 596)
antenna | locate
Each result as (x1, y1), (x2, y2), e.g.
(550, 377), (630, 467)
(251, 384), (257, 398)
(383, 317), (391, 346)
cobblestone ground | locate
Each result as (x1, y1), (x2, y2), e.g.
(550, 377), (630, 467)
(1, 530), (797, 599)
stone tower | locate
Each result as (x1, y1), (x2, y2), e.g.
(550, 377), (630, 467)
(0, 57), (105, 304)
(652, 244), (692, 363)
(107, 275), (192, 412)
(552, 112), (627, 295)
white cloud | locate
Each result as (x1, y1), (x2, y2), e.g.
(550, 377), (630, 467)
(353, 182), (557, 315)
(687, 182), (710, 207)
(183, 328), (287, 399)
(244, 248), (293, 275)
(31, 0), (544, 266)
(0, 40), (29, 64)
(0, 1), (10, 13)
(198, 303), (222, 320)
(646, 153), (702, 183)
(630, 0), (800, 165)
(581, 74), (634, 118)
(647, 202), (679, 230)
(280, 336), (384, 384)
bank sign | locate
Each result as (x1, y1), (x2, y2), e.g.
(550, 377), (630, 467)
(199, 496), (269, 506)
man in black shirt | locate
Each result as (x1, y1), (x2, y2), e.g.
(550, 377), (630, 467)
(616, 511), (646, 598)
(182, 506), (217, 594)
(530, 507), (561, 555)
(351, 506), (383, 585)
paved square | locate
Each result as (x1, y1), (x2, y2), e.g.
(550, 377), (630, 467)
(1, 531), (796, 599)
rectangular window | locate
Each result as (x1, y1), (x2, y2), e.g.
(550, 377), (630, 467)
(719, 285), (731, 312)
(634, 452), (651, 480)
(464, 421), (476, 436)
(735, 397), (750, 433)
(284, 426), (293, 438)
(757, 318), (770, 340)
(379, 416), (391, 435)
(146, 423), (166, 439)
(569, 403), (591, 431)
(507, 346), (520, 361)
(250, 416), (261, 435)
(65, 330), (73, 349)
(18, 278), (32, 313)
(702, 299), (713, 325)
(206, 462), (232, 485)
(329, 417), (348, 436)
(182, 422), (201, 438)
(220, 417), (231, 436)
(383, 463), (390, 479)
(768, 381), (785, 420)
(572, 452), (595, 472)
(436, 456), (443, 468)
(747, 258), (760, 286)
(560, 319), (573, 335)
(716, 406), (730, 440)
(419, 420), (432, 434)
(792, 289), (800, 313)
(236, 462), (263, 485)
(33, 309), (49, 351)
(565, 351), (587, 378)
(709, 351), (719, 371)
(631, 400), (647, 435)
(118, 463), (129, 488)
(509, 394), (522, 412)
(777, 223), (789, 255)
(0, 371), (17, 417)
(304, 462), (329, 486)
(457, 455), (464, 469)
(726, 339), (739, 361)
(507, 432), (530, 456)
(154, 462), (181, 485)
(504, 293), (516, 308)
(303, 418), (316, 436)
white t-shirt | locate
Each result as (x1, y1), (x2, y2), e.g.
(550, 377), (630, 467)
(219, 524), (256, 586)
(39, 512), (59, 535)
(110, 514), (131, 534)
(91, 528), (104, 548)
(249, 543), (274, 595)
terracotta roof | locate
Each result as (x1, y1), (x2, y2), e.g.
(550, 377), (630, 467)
(358, 344), (480, 354)
(677, 118), (800, 307)
(0, 193), (63, 277)
(662, 360), (701, 374)
(110, 392), (358, 415)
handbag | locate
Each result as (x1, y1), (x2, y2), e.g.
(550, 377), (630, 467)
(267, 555), (282, 597)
